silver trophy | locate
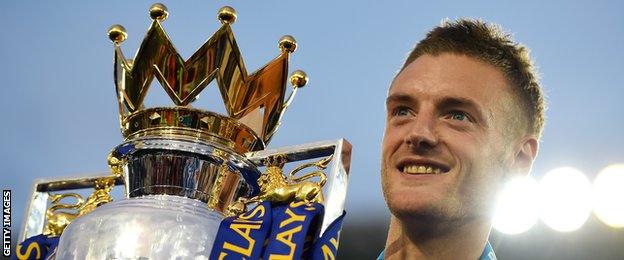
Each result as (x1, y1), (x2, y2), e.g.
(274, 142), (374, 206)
(19, 4), (351, 259)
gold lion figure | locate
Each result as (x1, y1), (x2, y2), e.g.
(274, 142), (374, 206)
(227, 154), (332, 216)
(43, 177), (116, 236)
(43, 193), (84, 237)
(78, 177), (115, 214)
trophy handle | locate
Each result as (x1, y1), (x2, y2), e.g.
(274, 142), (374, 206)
(241, 139), (351, 234)
(19, 174), (125, 242)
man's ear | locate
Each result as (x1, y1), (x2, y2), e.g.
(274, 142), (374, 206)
(510, 136), (539, 177)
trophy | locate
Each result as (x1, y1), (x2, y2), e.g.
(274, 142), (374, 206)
(18, 3), (351, 259)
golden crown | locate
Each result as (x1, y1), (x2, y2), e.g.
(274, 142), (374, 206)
(107, 4), (308, 153)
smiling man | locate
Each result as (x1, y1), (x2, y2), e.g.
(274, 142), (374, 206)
(379, 20), (545, 259)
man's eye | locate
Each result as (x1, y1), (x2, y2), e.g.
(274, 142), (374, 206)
(446, 111), (470, 122)
(392, 107), (413, 117)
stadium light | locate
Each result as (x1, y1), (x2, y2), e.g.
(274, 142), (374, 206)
(493, 176), (539, 234)
(539, 167), (592, 232)
(593, 164), (624, 228)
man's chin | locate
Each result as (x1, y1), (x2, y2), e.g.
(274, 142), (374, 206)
(389, 200), (442, 220)
(385, 190), (459, 224)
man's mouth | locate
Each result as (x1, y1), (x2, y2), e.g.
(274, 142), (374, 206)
(398, 161), (450, 175)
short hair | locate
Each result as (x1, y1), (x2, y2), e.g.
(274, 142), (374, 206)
(400, 19), (545, 138)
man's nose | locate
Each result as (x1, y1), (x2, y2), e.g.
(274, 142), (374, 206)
(404, 112), (438, 151)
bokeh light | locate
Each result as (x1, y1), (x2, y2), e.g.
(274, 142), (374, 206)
(594, 164), (624, 228)
(539, 167), (592, 232)
(493, 176), (539, 234)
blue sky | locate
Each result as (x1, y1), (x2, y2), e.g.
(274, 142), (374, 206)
(2, 0), (623, 230)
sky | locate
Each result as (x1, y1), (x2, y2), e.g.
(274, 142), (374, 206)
(2, 0), (623, 234)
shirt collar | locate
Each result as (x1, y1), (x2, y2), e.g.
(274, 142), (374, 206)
(377, 241), (497, 260)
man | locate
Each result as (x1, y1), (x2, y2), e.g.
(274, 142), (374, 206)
(379, 19), (545, 259)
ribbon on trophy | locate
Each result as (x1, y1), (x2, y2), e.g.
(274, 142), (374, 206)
(210, 201), (273, 259)
(211, 201), (346, 260)
(12, 235), (59, 260)
(308, 210), (345, 260)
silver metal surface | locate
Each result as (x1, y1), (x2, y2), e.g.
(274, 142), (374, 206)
(20, 183), (48, 242)
(55, 195), (222, 259)
(118, 137), (262, 202)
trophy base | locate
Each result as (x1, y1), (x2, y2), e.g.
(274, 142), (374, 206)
(56, 194), (222, 259)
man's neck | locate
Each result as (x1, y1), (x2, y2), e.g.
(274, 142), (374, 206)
(383, 215), (491, 260)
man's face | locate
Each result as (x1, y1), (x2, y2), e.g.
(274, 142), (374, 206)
(381, 53), (519, 222)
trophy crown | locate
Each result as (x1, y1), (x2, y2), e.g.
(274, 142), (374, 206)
(110, 4), (307, 153)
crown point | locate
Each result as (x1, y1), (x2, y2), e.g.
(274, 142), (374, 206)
(290, 70), (308, 88)
(279, 35), (297, 53)
(107, 24), (127, 44)
(218, 6), (237, 24)
(149, 3), (169, 21)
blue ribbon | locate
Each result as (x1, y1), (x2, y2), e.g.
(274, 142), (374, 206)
(12, 234), (58, 260)
(211, 201), (346, 260)
(210, 201), (273, 260)
(309, 211), (346, 260)
(262, 201), (323, 259)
